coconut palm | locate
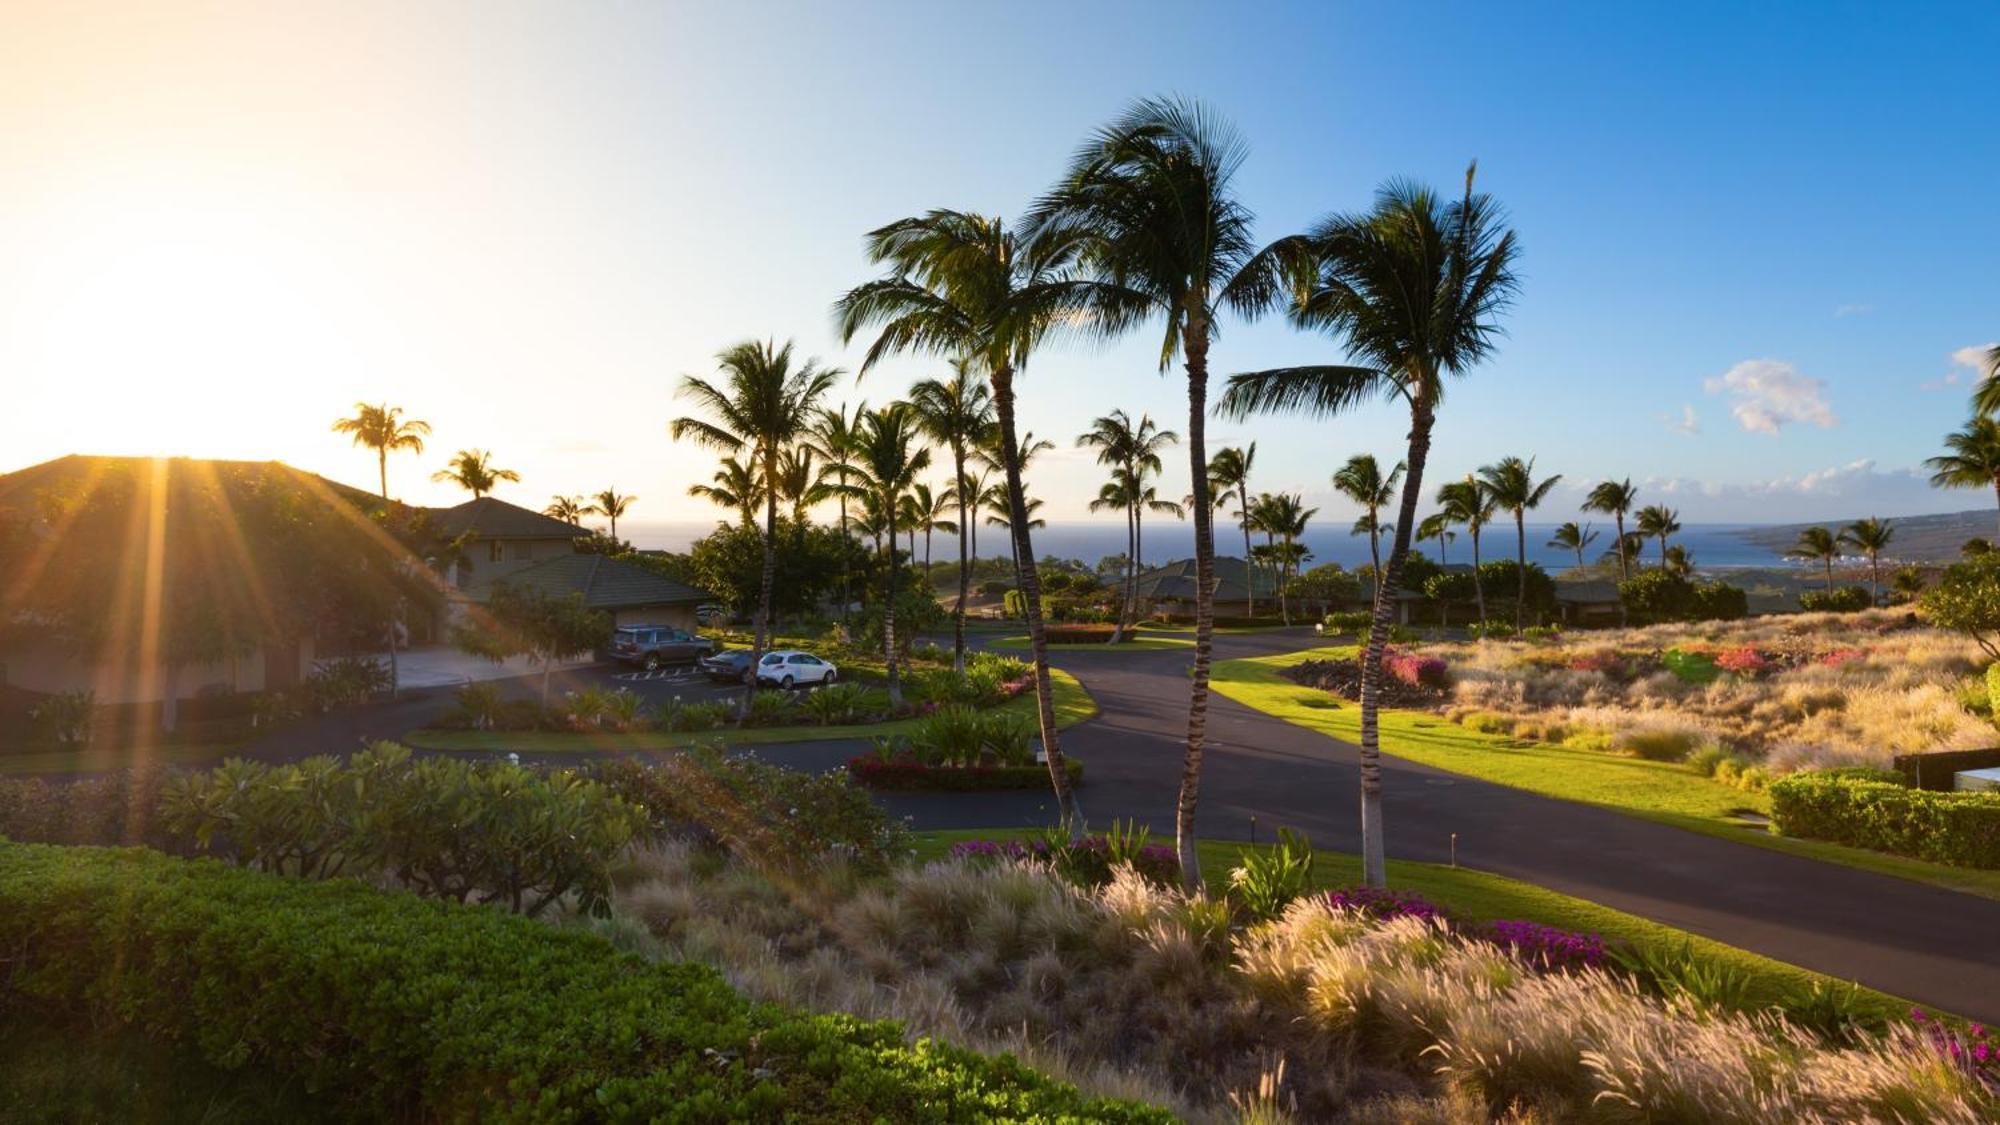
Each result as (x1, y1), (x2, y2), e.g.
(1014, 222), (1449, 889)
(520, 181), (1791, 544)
(845, 405), (932, 705)
(1582, 479), (1639, 583)
(1786, 526), (1842, 591)
(1547, 521), (1599, 569)
(688, 456), (762, 528)
(1258, 492), (1317, 623)
(1476, 456), (1561, 630)
(1416, 512), (1455, 565)
(909, 360), (995, 672)
(585, 488), (637, 542)
(1839, 517), (1894, 603)
(1220, 166), (1519, 888)
(1205, 445), (1258, 616)
(1927, 416), (2000, 539)
(1332, 454), (1404, 578)
(899, 482), (956, 578)
(1436, 478), (1495, 625)
(809, 401), (868, 622)
(770, 447), (831, 525)
(1027, 98), (1290, 887)
(671, 340), (841, 715)
(332, 403), (432, 502)
(431, 449), (519, 499)
(544, 495), (587, 525)
(836, 209), (1094, 832)
(1078, 410), (1179, 639)
(1967, 346), (2000, 416)
(1635, 505), (1681, 569)
(1663, 544), (1695, 576)
(1090, 467), (1184, 633)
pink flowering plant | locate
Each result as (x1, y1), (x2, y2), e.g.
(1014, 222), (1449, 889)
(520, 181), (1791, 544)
(1912, 1009), (1999, 1090)
(1383, 649), (1449, 689)
(1713, 645), (1772, 677)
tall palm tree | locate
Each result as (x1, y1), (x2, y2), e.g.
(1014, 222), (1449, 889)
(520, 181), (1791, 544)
(1078, 410), (1179, 640)
(1547, 521), (1599, 569)
(1635, 505), (1682, 569)
(1332, 454), (1404, 579)
(431, 449), (519, 499)
(1927, 416), (2000, 539)
(1967, 346), (2000, 416)
(1206, 445), (1258, 616)
(836, 209), (1094, 832)
(671, 340), (841, 715)
(1258, 492), (1316, 622)
(847, 405), (932, 706)
(909, 360), (995, 672)
(1840, 517), (1894, 603)
(585, 488), (637, 541)
(1027, 98), (1287, 888)
(1416, 511), (1455, 565)
(1435, 477), (1495, 626)
(544, 495), (587, 525)
(332, 403), (432, 502)
(1582, 479), (1639, 583)
(688, 456), (763, 528)
(1477, 456), (1562, 630)
(1090, 467), (1184, 634)
(773, 447), (831, 524)
(899, 481), (956, 578)
(1220, 165), (1520, 889)
(809, 401), (868, 623)
(1788, 526), (1842, 591)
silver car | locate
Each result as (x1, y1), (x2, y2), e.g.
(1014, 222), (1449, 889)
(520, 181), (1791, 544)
(755, 650), (838, 688)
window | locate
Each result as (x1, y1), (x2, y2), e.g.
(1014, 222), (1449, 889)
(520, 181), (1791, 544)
(761, 654), (783, 665)
(488, 541), (503, 563)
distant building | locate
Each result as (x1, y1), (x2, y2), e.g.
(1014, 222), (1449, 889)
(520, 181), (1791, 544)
(465, 553), (711, 631)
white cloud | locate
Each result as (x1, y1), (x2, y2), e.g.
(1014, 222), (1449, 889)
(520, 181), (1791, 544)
(1671, 404), (1699, 435)
(1702, 359), (1837, 434)
(1637, 460), (1945, 520)
(1951, 343), (1998, 374)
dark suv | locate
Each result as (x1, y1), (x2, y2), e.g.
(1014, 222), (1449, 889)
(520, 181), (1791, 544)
(610, 625), (715, 670)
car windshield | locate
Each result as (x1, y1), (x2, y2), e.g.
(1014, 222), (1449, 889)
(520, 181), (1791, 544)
(761, 654), (784, 664)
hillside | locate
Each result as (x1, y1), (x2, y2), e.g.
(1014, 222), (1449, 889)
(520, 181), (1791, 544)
(1732, 507), (1999, 562)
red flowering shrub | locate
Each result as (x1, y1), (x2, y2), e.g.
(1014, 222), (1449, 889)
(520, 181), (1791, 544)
(1713, 646), (1771, 676)
(1384, 649), (1449, 688)
(1817, 647), (1867, 667)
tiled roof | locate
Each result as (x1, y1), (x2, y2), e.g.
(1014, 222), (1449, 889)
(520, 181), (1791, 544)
(470, 554), (712, 610)
(1130, 556), (1277, 602)
(429, 496), (584, 541)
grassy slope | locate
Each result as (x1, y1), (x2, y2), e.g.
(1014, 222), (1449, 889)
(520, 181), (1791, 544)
(404, 668), (1095, 752)
(1212, 645), (2000, 901)
(0, 740), (250, 777)
(911, 829), (1925, 1025)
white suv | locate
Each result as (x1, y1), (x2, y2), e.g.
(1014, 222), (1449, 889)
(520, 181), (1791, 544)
(756, 650), (838, 688)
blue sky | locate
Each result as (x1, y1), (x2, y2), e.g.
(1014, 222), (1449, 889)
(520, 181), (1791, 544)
(2, 1), (1994, 528)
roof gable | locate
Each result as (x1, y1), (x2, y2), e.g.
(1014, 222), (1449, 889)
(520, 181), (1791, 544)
(470, 554), (712, 610)
(429, 496), (583, 541)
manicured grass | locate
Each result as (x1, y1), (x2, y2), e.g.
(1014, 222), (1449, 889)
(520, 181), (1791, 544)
(403, 668), (1096, 752)
(988, 633), (1193, 653)
(910, 828), (1927, 1025)
(1212, 646), (2000, 901)
(0, 741), (248, 776)
(1663, 647), (1722, 684)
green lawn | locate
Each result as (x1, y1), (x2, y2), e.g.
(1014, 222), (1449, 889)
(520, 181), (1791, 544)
(911, 829), (1925, 1026)
(987, 633), (1193, 653)
(0, 740), (249, 776)
(1211, 646), (2000, 901)
(404, 668), (1096, 753)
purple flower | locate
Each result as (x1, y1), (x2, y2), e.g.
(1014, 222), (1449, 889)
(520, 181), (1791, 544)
(1324, 885), (1448, 922)
(1482, 919), (1608, 972)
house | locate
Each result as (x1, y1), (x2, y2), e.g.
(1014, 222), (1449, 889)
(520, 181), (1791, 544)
(1130, 557), (1277, 615)
(430, 496), (589, 588)
(466, 553), (712, 630)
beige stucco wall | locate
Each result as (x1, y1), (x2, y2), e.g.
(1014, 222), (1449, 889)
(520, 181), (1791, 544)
(613, 605), (699, 630)
(0, 635), (315, 704)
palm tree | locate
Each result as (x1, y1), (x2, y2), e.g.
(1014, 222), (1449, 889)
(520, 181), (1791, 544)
(1078, 410), (1179, 640)
(1841, 517), (1894, 602)
(773, 447), (832, 524)
(671, 339), (841, 715)
(544, 495), (587, 525)
(332, 403), (432, 502)
(1582, 479), (1639, 583)
(899, 482), (956, 578)
(431, 450), (519, 499)
(688, 456), (763, 528)
(1220, 165), (1520, 889)
(1663, 544), (1695, 576)
(1476, 456), (1561, 630)
(909, 360), (995, 672)
(1436, 478), (1494, 625)
(1927, 416), (2000, 539)
(809, 401), (868, 622)
(1028, 98), (1288, 888)
(1090, 467), (1184, 633)
(1206, 445), (1258, 616)
(836, 209), (1094, 833)
(1331, 454), (1404, 578)
(1788, 526), (1842, 591)
(1416, 512), (1455, 565)
(1635, 505), (1681, 569)
(1967, 346), (2000, 416)
(585, 488), (637, 542)
(1547, 521), (1599, 569)
(1259, 492), (1316, 622)
(847, 405), (932, 706)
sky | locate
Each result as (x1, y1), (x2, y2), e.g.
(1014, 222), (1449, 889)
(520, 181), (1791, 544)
(2, 1), (1996, 542)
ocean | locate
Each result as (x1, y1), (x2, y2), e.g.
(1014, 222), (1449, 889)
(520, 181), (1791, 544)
(619, 518), (1793, 573)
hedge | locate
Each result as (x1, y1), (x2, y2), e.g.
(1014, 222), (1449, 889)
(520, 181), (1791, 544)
(0, 843), (1167, 1123)
(848, 756), (1084, 792)
(1768, 771), (2000, 869)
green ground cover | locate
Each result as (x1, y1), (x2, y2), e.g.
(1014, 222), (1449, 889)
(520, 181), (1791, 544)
(987, 633), (1193, 652)
(0, 740), (250, 777)
(1211, 645), (2000, 901)
(405, 668), (1095, 752)
(911, 829), (1925, 1027)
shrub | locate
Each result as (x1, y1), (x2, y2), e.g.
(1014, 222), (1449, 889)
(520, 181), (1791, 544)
(304, 656), (391, 711)
(1800, 585), (1873, 613)
(1384, 649), (1448, 688)
(1466, 620), (1515, 640)
(1521, 624), (1563, 642)
(1769, 770), (2000, 868)
(1620, 570), (1749, 623)
(741, 690), (795, 727)
(1481, 920), (1609, 973)
(1322, 611), (1373, 635)
(1919, 553), (2000, 657)
(798, 682), (890, 726)
(0, 769), (181, 850)
(1614, 727), (1702, 762)
(450, 682), (504, 730)
(1321, 885), (1449, 923)
(1227, 828), (1315, 921)
(27, 689), (94, 749)
(1713, 645), (1772, 676)
(0, 844), (1162, 1122)
(949, 832), (1178, 889)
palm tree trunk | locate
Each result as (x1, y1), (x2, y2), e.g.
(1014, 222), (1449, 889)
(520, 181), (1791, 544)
(1239, 483), (1255, 618)
(1824, 557), (1834, 591)
(1514, 510), (1527, 630)
(747, 481), (779, 719)
(837, 491), (850, 623)
(953, 445), (969, 675)
(883, 507), (901, 707)
(1369, 507), (1382, 578)
(378, 447), (389, 501)
(1358, 400), (1435, 888)
(1470, 525), (1486, 626)
(1659, 534), (1669, 570)
(1614, 511), (1630, 626)
(1114, 505), (1134, 643)
(1176, 322), (1216, 891)
(991, 364), (1078, 835)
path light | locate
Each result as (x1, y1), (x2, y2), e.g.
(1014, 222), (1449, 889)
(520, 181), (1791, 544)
(1450, 832), (1458, 867)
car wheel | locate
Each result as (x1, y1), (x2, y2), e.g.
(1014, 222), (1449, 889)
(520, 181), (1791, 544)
(823, 669), (837, 685)
(644, 653), (661, 672)
(780, 674), (794, 689)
